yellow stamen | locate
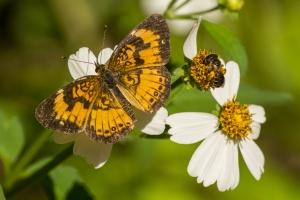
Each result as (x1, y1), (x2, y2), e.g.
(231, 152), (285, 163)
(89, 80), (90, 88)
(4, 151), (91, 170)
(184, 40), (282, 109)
(219, 98), (253, 139)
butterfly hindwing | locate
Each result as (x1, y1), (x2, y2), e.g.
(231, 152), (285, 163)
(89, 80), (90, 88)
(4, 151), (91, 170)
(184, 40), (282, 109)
(85, 84), (136, 144)
(35, 76), (99, 134)
(117, 66), (171, 113)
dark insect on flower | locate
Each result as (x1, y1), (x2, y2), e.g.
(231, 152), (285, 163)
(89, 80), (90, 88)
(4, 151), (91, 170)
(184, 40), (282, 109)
(204, 54), (221, 68)
(214, 70), (225, 88)
(203, 54), (225, 88)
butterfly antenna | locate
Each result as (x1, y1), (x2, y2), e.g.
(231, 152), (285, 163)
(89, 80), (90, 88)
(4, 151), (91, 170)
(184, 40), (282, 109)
(61, 56), (94, 65)
(99, 25), (107, 64)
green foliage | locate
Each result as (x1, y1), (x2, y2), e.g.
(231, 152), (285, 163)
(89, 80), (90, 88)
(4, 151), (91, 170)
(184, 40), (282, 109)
(238, 83), (293, 105)
(0, 185), (6, 200)
(66, 183), (93, 200)
(21, 157), (52, 179)
(49, 165), (82, 200)
(202, 20), (248, 76)
(0, 111), (24, 172)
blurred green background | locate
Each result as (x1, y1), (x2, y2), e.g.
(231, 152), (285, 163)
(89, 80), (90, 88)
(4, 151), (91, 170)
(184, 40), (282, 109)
(0, 0), (300, 199)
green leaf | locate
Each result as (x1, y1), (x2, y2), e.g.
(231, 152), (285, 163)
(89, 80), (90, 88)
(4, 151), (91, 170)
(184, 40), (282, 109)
(166, 82), (292, 116)
(49, 165), (82, 200)
(66, 183), (93, 200)
(21, 157), (52, 179)
(238, 83), (293, 105)
(0, 111), (24, 171)
(202, 20), (248, 76)
(166, 87), (216, 114)
(39, 176), (55, 200)
(0, 185), (6, 200)
(165, 78), (185, 107)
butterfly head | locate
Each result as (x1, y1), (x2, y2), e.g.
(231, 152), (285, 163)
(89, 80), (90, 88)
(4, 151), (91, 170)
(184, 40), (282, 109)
(95, 61), (106, 75)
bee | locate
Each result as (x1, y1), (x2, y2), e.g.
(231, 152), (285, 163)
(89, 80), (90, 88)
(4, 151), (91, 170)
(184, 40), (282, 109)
(214, 70), (225, 87)
(204, 54), (221, 68)
(204, 53), (225, 88)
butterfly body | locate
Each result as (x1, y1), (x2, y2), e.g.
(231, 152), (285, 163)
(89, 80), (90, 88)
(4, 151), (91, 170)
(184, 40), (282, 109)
(35, 14), (170, 144)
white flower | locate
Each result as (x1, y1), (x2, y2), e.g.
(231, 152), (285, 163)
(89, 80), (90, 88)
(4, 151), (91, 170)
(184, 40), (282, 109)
(140, 0), (222, 35)
(166, 62), (266, 191)
(183, 16), (226, 91)
(54, 47), (168, 169)
(183, 16), (203, 60)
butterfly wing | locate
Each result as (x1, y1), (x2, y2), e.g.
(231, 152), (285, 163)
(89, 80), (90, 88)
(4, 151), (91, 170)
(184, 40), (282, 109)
(108, 14), (171, 113)
(85, 80), (136, 144)
(35, 76), (99, 134)
(36, 76), (136, 144)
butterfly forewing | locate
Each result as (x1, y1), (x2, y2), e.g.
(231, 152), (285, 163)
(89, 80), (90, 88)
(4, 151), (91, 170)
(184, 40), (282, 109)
(108, 14), (171, 113)
(35, 76), (99, 134)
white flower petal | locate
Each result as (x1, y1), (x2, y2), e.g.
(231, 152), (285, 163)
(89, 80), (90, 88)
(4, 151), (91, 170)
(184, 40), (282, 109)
(250, 122), (261, 140)
(239, 138), (264, 180)
(68, 47), (97, 79)
(188, 131), (222, 178)
(167, 113), (218, 144)
(183, 16), (202, 59)
(134, 107), (168, 135)
(249, 105), (266, 124)
(196, 133), (226, 184)
(216, 141), (230, 191)
(216, 137), (239, 191)
(166, 112), (218, 128)
(97, 48), (114, 65)
(73, 133), (112, 169)
(202, 134), (227, 187)
(211, 61), (240, 105)
(232, 141), (240, 189)
(53, 132), (78, 144)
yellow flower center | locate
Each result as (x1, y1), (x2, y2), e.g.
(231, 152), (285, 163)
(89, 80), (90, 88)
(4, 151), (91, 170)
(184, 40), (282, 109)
(190, 50), (226, 91)
(219, 98), (253, 139)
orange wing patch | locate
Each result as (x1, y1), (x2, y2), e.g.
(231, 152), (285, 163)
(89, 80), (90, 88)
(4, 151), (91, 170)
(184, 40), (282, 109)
(85, 86), (135, 144)
(118, 66), (171, 113)
(36, 76), (98, 134)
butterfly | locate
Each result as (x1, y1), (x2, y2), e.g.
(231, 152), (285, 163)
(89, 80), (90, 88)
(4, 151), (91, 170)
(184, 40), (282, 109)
(35, 14), (171, 144)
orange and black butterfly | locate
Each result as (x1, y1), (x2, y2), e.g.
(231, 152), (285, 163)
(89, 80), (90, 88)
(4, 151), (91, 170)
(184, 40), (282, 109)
(35, 14), (171, 144)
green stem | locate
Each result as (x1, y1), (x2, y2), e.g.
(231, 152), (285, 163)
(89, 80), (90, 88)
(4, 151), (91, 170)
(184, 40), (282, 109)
(163, 0), (177, 17)
(167, 6), (220, 20)
(173, 0), (190, 11)
(171, 77), (183, 91)
(164, 77), (184, 107)
(5, 144), (73, 199)
(139, 132), (170, 139)
(3, 130), (52, 189)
